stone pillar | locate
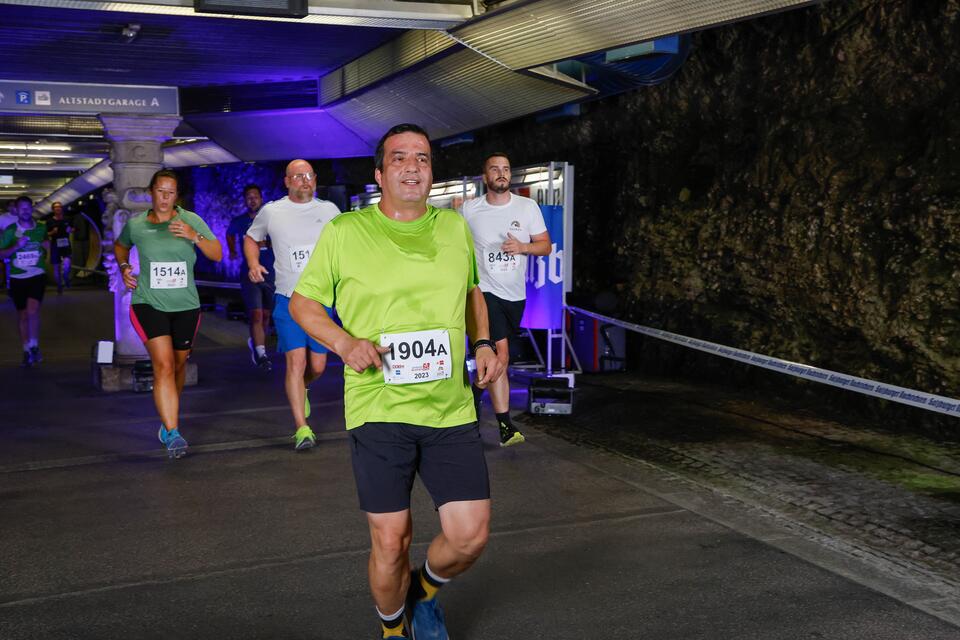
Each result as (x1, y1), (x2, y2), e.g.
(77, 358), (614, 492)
(98, 114), (181, 360)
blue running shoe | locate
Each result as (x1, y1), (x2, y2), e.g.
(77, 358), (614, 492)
(407, 571), (449, 640)
(158, 426), (188, 459)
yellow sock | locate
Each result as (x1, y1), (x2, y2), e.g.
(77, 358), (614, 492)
(420, 571), (441, 600)
(378, 606), (406, 638)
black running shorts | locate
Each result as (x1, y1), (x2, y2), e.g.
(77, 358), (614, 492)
(349, 422), (490, 513)
(240, 277), (275, 312)
(483, 292), (525, 343)
(9, 275), (46, 310)
(130, 304), (201, 351)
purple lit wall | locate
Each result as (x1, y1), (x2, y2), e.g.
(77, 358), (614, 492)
(182, 159), (371, 279)
(184, 162), (286, 279)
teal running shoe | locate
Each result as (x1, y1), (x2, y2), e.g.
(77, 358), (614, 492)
(158, 426), (188, 459)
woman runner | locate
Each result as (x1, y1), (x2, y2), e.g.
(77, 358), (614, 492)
(114, 169), (222, 458)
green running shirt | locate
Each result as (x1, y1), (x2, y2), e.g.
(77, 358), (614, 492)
(116, 207), (214, 312)
(0, 221), (48, 279)
(295, 204), (480, 430)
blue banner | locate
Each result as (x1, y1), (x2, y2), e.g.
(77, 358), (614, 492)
(522, 204), (564, 330)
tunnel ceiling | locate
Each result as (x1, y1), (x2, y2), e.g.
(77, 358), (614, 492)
(0, 0), (825, 204)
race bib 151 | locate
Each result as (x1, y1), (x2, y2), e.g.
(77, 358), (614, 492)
(290, 245), (313, 273)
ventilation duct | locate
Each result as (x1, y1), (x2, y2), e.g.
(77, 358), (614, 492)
(450, 0), (820, 70)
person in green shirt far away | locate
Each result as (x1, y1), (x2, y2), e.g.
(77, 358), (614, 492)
(0, 196), (50, 368)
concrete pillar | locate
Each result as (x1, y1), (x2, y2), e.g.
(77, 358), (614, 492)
(98, 114), (181, 360)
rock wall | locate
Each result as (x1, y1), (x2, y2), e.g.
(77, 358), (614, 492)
(430, 0), (960, 427)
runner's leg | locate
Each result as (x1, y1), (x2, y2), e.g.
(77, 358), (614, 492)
(146, 336), (180, 430)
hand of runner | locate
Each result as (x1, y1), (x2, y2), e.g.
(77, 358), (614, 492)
(169, 219), (197, 242)
(121, 266), (137, 290)
(501, 232), (524, 256)
(474, 347), (503, 387)
(248, 264), (269, 283)
(339, 337), (392, 373)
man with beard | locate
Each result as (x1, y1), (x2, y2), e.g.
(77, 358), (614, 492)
(227, 184), (274, 371)
(462, 152), (551, 446)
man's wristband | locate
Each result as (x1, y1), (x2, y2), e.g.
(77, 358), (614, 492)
(119, 262), (132, 272)
(472, 339), (497, 355)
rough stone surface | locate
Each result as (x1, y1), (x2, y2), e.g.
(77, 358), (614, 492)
(520, 371), (960, 600)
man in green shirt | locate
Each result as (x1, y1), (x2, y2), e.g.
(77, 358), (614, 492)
(291, 124), (502, 640)
(0, 196), (49, 367)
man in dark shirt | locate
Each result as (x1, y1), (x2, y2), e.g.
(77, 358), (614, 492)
(46, 201), (72, 294)
(226, 184), (274, 371)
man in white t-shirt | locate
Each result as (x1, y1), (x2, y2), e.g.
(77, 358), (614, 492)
(462, 152), (551, 446)
(245, 159), (341, 451)
(0, 201), (17, 288)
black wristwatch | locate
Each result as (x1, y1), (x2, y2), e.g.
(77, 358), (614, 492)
(472, 339), (497, 355)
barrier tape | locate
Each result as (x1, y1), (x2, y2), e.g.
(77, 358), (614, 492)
(567, 306), (960, 418)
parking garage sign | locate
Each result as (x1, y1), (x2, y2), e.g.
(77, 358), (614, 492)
(0, 80), (178, 115)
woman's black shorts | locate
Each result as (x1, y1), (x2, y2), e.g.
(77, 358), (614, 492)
(130, 304), (201, 351)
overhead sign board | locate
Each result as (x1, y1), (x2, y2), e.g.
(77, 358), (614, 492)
(0, 80), (178, 116)
(195, 0), (307, 18)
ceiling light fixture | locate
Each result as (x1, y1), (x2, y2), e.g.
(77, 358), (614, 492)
(121, 23), (141, 43)
(0, 143), (72, 152)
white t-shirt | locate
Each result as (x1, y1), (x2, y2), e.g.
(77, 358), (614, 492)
(246, 196), (341, 297)
(462, 193), (547, 302)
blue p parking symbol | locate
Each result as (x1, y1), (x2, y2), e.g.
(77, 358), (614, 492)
(16, 91), (31, 105)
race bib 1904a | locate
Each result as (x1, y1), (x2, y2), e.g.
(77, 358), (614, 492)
(381, 329), (453, 385)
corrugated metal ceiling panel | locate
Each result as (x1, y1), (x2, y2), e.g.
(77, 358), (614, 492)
(184, 108), (373, 160)
(325, 47), (594, 145)
(451, 0), (820, 70)
(321, 30), (456, 104)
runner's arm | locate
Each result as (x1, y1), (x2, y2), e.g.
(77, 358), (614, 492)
(226, 233), (238, 260)
(243, 235), (268, 282)
(0, 235), (27, 259)
(289, 293), (389, 373)
(465, 286), (503, 386)
(194, 234), (222, 262)
(502, 230), (551, 256)
(525, 230), (552, 256)
(113, 242), (138, 289)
